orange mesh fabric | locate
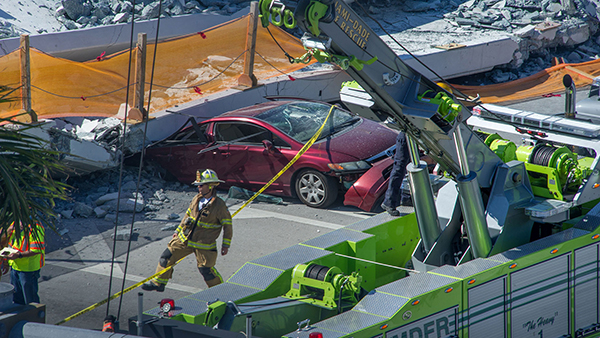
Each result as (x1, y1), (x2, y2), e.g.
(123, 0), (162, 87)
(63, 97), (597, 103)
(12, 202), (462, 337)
(451, 59), (600, 104)
(0, 15), (314, 120)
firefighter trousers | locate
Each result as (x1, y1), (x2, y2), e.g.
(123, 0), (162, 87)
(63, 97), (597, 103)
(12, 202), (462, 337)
(152, 236), (222, 287)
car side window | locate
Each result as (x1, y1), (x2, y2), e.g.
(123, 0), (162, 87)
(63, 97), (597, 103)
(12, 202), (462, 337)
(273, 134), (290, 148)
(163, 124), (208, 145)
(215, 123), (268, 144)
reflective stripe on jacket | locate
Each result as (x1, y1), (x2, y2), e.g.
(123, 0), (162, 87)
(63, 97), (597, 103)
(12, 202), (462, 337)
(8, 223), (45, 272)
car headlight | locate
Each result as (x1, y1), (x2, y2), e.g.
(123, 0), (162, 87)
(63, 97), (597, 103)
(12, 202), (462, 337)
(328, 161), (371, 172)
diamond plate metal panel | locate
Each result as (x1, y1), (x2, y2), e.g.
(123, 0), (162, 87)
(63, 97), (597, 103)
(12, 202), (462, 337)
(468, 277), (506, 338)
(145, 297), (207, 317)
(377, 271), (456, 297)
(251, 244), (331, 270)
(575, 203), (600, 232)
(303, 228), (373, 249)
(489, 228), (589, 262)
(574, 243), (599, 332)
(227, 263), (283, 290)
(346, 213), (396, 232)
(353, 290), (409, 318)
(284, 311), (386, 337)
(187, 282), (260, 302)
(433, 258), (502, 279)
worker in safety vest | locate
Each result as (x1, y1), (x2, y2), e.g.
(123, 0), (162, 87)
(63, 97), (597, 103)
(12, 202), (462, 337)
(0, 222), (45, 305)
(142, 169), (232, 291)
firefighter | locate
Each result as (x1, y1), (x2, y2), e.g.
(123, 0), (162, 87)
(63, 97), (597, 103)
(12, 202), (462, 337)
(142, 169), (232, 291)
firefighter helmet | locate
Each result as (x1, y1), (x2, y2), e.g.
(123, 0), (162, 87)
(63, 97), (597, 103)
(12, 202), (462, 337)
(436, 82), (453, 94)
(192, 169), (224, 186)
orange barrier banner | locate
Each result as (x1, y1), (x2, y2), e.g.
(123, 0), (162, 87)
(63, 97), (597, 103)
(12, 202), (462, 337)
(0, 15), (313, 120)
(451, 59), (600, 104)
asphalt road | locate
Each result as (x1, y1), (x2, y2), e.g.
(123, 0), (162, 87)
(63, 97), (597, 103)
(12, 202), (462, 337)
(39, 186), (384, 333)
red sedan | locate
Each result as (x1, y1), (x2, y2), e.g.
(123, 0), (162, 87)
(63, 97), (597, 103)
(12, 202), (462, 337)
(145, 100), (398, 210)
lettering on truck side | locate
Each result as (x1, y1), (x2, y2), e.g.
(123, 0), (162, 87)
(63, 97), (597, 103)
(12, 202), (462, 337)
(333, 0), (370, 50)
(384, 307), (457, 338)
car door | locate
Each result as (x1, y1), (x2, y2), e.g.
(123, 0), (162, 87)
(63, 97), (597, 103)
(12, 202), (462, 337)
(213, 121), (290, 193)
(148, 123), (219, 184)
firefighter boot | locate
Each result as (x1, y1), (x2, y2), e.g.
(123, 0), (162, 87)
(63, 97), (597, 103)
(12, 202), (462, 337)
(205, 277), (222, 288)
(142, 281), (165, 292)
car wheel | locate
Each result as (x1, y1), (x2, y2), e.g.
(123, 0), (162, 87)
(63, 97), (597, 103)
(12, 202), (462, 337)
(371, 195), (385, 213)
(295, 169), (338, 208)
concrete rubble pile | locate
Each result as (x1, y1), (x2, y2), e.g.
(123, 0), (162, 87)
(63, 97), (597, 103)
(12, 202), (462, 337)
(446, 0), (600, 65)
(0, 0), (251, 38)
(359, 0), (600, 82)
(56, 162), (183, 222)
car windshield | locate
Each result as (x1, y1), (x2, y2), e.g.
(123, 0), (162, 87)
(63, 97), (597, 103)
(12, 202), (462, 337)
(255, 102), (360, 143)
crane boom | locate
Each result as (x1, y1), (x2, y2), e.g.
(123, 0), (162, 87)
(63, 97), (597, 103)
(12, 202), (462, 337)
(259, 0), (502, 186)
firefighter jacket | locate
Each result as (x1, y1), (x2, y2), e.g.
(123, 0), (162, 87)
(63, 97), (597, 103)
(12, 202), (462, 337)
(175, 193), (232, 251)
(7, 222), (45, 272)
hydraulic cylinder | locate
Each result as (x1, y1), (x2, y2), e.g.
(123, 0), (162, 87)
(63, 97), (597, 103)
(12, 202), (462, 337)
(407, 161), (441, 253)
(453, 124), (492, 258)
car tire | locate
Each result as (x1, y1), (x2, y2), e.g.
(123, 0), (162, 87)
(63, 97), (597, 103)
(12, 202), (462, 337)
(371, 195), (385, 213)
(295, 169), (338, 208)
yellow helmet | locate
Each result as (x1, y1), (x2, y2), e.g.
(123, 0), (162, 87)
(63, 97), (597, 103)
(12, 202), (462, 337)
(192, 169), (224, 186)
(436, 82), (453, 94)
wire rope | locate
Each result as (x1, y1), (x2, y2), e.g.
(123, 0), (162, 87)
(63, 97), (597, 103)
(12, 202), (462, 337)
(115, 0), (165, 324)
(105, 0), (138, 320)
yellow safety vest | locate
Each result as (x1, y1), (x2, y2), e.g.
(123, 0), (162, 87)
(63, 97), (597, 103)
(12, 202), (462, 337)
(8, 223), (45, 272)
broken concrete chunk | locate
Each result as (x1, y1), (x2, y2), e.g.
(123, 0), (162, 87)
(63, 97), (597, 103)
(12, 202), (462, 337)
(94, 207), (108, 218)
(121, 181), (138, 191)
(567, 51), (582, 62)
(565, 23), (590, 45)
(560, 0), (576, 14)
(490, 69), (518, 83)
(514, 24), (536, 37)
(95, 192), (120, 205)
(161, 223), (178, 231)
(113, 12), (129, 23)
(456, 17), (477, 25)
(96, 191), (143, 205)
(154, 189), (167, 201)
(112, 229), (134, 241)
(492, 0), (507, 8)
(60, 209), (74, 219)
(74, 202), (94, 218)
(103, 197), (145, 213)
(545, 2), (563, 12)
(97, 186), (110, 194)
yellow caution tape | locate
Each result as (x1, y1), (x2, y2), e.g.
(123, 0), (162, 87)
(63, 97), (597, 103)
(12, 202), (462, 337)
(55, 255), (186, 325)
(232, 105), (334, 217)
(55, 105), (335, 325)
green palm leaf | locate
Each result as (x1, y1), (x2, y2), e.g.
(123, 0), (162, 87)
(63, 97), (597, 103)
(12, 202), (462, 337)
(0, 85), (70, 240)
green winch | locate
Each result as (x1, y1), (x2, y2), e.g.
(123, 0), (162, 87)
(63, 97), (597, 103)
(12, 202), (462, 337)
(285, 263), (362, 310)
(479, 131), (593, 200)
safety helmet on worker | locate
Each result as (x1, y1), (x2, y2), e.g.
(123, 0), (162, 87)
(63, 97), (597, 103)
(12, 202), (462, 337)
(436, 82), (453, 94)
(192, 169), (224, 186)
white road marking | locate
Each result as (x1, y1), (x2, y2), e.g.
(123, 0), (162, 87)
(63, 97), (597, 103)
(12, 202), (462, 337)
(231, 207), (346, 230)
